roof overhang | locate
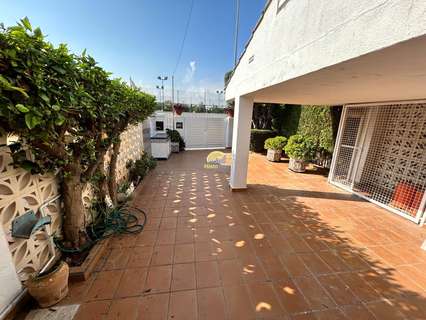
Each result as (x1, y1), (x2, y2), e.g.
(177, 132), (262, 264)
(230, 34), (426, 106)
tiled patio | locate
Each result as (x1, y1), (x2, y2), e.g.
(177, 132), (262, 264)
(66, 150), (426, 320)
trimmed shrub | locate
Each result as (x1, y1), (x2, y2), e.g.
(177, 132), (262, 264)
(264, 136), (287, 151)
(166, 129), (185, 150)
(127, 153), (157, 185)
(284, 135), (316, 161)
(250, 129), (276, 153)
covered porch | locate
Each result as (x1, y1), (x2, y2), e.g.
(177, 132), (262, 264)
(225, 1), (426, 225)
(226, 35), (426, 224)
(63, 150), (426, 319)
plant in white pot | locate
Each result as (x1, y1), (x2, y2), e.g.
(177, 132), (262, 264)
(264, 136), (287, 162)
(284, 135), (315, 172)
(167, 129), (185, 153)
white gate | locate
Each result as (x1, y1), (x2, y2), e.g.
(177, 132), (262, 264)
(150, 112), (229, 150)
(330, 102), (426, 223)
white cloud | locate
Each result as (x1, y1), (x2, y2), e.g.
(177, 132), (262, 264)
(183, 60), (196, 83)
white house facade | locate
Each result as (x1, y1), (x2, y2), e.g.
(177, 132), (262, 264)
(226, 0), (426, 224)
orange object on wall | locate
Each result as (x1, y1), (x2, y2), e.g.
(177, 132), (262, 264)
(410, 190), (424, 216)
(391, 182), (415, 209)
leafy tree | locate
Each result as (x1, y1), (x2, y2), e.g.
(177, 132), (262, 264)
(106, 82), (155, 205)
(0, 19), (155, 247)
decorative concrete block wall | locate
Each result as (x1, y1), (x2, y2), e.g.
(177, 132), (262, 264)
(0, 121), (147, 281)
(0, 146), (61, 280)
(115, 123), (145, 182)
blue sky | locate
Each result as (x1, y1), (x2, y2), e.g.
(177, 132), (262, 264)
(0, 0), (265, 104)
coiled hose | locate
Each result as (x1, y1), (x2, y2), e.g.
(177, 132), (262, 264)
(54, 204), (147, 254)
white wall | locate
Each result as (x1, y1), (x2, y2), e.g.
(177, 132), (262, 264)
(226, 0), (426, 102)
(0, 227), (22, 316)
(149, 112), (231, 150)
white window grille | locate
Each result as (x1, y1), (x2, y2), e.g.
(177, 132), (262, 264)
(330, 102), (426, 223)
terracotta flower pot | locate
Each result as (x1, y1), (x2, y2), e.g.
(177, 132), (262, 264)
(391, 182), (416, 212)
(225, 107), (234, 117)
(289, 158), (306, 173)
(410, 190), (423, 215)
(26, 261), (69, 307)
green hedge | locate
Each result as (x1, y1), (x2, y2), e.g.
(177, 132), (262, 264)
(250, 129), (276, 153)
(279, 105), (301, 137)
(297, 106), (334, 153)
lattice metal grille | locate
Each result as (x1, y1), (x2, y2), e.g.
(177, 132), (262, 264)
(331, 103), (426, 221)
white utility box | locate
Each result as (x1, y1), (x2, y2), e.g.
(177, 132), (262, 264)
(151, 133), (171, 159)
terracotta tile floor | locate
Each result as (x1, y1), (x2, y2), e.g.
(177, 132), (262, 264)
(66, 150), (426, 320)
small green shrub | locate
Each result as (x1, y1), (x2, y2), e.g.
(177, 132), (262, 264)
(117, 181), (131, 194)
(264, 136), (287, 151)
(250, 129), (276, 153)
(166, 129), (185, 150)
(284, 135), (315, 160)
(127, 153), (157, 185)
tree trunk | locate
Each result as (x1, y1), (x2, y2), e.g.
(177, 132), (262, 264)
(62, 171), (86, 248)
(108, 139), (121, 206)
(96, 163), (109, 205)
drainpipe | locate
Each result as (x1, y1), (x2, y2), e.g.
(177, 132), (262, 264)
(233, 0), (240, 67)
(38, 195), (61, 273)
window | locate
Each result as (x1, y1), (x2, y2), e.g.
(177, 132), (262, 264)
(176, 122), (183, 129)
(156, 121), (164, 131)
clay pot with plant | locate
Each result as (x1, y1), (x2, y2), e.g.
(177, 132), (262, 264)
(26, 261), (69, 307)
(264, 136), (287, 162)
(173, 103), (184, 116)
(225, 106), (234, 117)
(167, 129), (185, 153)
(284, 135), (315, 172)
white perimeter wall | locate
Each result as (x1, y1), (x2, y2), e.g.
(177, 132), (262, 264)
(226, 0), (426, 100)
(149, 112), (233, 150)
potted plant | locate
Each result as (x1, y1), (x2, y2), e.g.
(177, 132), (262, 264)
(166, 129), (185, 153)
(173, 103), (184, 116)
(284, 135), (315, 172)
(26, 261), (69, 307)
(224, 106), (234, 117)
(264, 136), (287, 162)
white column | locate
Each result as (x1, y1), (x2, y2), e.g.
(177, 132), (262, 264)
(225, 116), (233, 148)
(230, 95), (253, 190)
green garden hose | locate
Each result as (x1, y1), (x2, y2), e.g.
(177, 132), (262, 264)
(54, 204), (147, 254)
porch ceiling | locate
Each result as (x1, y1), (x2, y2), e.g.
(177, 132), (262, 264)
(247, 35), (426, 106)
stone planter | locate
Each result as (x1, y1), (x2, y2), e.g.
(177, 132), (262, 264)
(266, 149), (282, 162)
(289, 158), (306, 173)
(26, 261), (69, 307)
(171, 142), (180, 153)
(69, 238), (110, 281)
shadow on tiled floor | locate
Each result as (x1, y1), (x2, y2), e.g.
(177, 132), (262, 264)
(65, 150), (426, 320)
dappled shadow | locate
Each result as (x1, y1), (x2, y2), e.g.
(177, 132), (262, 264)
(66, 150), (426, 320)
